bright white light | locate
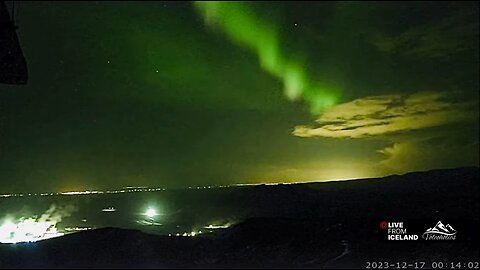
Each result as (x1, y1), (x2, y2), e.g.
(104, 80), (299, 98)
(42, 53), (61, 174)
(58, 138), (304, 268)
(0, 218), (64, 244)
(0, 205), (75, 244)
(144, 207), (157, 218)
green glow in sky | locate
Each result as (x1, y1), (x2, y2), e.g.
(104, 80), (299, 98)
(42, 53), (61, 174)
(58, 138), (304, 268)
(194, 1), (340, 114)
(0, 1), (477, 192)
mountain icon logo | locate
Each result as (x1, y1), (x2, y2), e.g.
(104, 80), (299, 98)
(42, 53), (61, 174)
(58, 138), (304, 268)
(422, 221), (457, 240)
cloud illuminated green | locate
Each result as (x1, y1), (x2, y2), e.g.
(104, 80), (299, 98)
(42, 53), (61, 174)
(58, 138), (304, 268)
(194, 1), (340, 114)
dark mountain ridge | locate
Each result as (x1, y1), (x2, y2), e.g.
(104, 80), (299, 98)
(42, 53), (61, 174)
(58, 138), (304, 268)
(0, 167), (478, 268)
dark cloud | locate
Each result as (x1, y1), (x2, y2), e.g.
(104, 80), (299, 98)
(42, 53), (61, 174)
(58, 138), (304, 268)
(368, 3), (478, 59)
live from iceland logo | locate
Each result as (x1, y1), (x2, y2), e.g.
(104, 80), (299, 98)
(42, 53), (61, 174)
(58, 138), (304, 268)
(379, 221), (418, 240)
(379, 220), (457, 241)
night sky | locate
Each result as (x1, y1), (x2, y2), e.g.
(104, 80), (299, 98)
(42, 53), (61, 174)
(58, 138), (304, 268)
(0, 1), (478, 192)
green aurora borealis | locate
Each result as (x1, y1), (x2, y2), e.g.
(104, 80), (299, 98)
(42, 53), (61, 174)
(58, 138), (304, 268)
(194, 1), (339, 114)
(0, 1), (478, 192)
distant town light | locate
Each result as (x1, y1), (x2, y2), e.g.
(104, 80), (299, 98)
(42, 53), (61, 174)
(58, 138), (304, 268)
(204, 223), (231, 229)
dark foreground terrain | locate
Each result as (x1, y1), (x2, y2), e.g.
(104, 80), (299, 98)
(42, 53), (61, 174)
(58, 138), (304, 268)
(0, 167), (478, 268)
